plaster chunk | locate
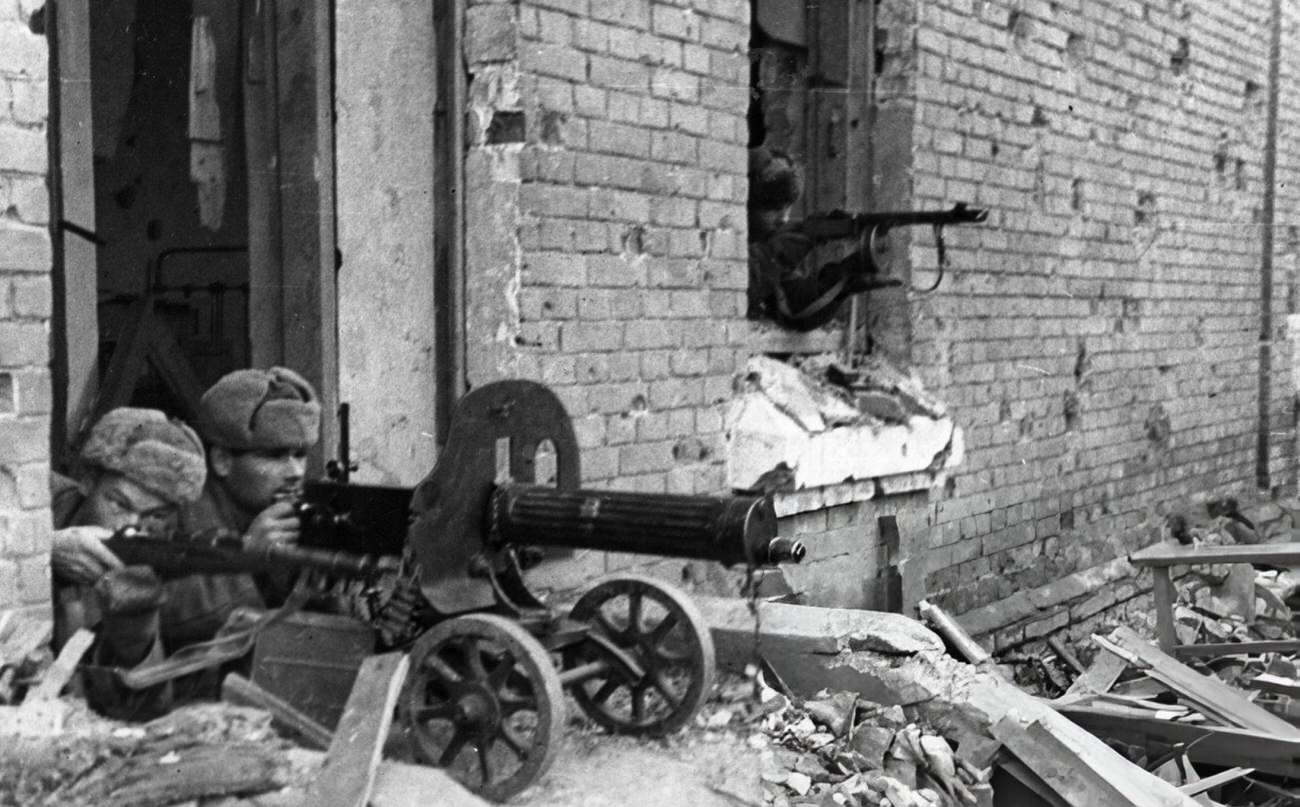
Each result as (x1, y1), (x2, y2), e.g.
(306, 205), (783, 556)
(727, 356), (961, 492)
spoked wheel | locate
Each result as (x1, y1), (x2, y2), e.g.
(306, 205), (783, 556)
(404, 614), (565, 801)
(563, 574), (715, 736)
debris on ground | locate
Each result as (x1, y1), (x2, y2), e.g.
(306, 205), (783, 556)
(12, 497), (1300, 807)
(697, 669), (992, 807)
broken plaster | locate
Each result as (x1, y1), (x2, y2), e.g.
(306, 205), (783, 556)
(726, 357), (963, 492)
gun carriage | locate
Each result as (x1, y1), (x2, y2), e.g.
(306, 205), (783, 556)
(106, 380), (803, 799)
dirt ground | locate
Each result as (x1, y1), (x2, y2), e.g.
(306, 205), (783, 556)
(513, 722), (764, 807)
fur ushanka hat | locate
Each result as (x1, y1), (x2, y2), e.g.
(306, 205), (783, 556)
(80, 408), (207, 504)
(197, 367), (320, 450)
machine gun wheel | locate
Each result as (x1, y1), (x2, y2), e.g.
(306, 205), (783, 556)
(403, 613), (565, 801)
(563, 574), (715, 736)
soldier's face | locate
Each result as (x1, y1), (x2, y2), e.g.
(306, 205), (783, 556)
(751, 206), (791, 238)
(81, 472), (176, 533)
(212, 445), (309, 512)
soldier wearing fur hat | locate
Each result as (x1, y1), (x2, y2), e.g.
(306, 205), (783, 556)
(748, 145), (899, 331)
(162, 366), (321, 649)
(52, 407), (207, 590)
(50, 407), (208, 718)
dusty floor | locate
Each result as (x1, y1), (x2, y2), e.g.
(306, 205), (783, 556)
(513, 722), (763, 807)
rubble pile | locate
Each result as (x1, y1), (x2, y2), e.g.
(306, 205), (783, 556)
(0, 701), (292, 807)
(711, 674), (993, 807)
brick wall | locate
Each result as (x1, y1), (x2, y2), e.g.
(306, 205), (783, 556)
(460, 0), (754, 587)
(0, 3), (52, 616)
(461, 0), (1300, 621)
(902, 0), (1300, 622)
(464, 0), (752, 489)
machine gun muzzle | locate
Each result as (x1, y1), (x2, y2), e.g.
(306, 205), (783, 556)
(490, 485), (805, 567)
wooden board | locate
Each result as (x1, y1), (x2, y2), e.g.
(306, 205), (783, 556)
(1173, 639), (1300, 658)
(1130, 541), (1300, 567)
(1246, 672), (1300, 697)
(304, 652), (409, 807)
(990, 714), (1147, 807)
(1056, 646), (1128, 705)
(26, 628), (94, 702)
(1094, 627), (1300, 736)
(1060, 704), (1300, 779)
(1178, 767), (1253, 797)
(221, 673), (333, 750)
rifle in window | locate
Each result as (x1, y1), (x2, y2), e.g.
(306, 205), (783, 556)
(798, 203), (989, 292)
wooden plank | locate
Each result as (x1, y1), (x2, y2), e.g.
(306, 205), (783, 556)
(1095, 627), (1300, 736)
(1130, 541), (1300, 567)
(221, 673), (333, 750)
(26, 628), (94, 702)
(1058, 646), (1128, 704)
(1177, 767), (1253, 797)
(990, 714), (1146, 807)
(1060, 704), (1300, 779)
(305, 652), (409, 807)
(1150, 567), (1178, 652)
(1173, 639), (1300, 658)
(1246, 672), (1300, 697)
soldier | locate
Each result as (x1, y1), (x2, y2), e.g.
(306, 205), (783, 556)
(747, 145), (899, 331)
(161, 366), (321, 650)
(49, 406), (207, 718)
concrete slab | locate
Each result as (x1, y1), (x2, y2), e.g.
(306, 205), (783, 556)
(697, 596), (944, 687)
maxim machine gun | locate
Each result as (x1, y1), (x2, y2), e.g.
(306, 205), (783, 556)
(105, 380), (804, 800)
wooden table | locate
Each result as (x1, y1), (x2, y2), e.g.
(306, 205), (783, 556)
(1128, 541), (1300, 656)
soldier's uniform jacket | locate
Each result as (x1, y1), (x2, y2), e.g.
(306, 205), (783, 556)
(51, 474), (173, 719)
(748, 227), (881, 332)
(164, 478), (276, 651)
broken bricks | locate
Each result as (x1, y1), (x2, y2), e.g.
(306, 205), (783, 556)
(701, 596), (1204, 807)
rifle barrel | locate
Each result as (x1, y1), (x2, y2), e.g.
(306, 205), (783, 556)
(105, 527), (399, 579)
(801, 203), (989, 237)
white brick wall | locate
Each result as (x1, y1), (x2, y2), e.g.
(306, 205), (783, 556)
(0, 6), (52, 613)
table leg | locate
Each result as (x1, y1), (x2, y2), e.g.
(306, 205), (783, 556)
(1151, 567), (1177, 652)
